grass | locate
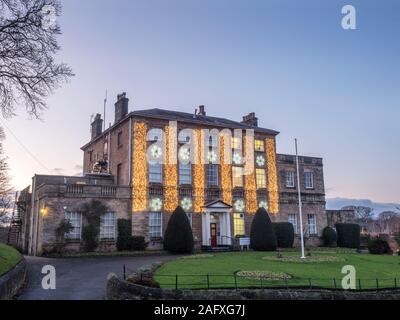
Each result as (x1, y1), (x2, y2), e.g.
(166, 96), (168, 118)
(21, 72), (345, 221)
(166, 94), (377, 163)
(0, 243), (22, 276)
(154, 249), (400, 290)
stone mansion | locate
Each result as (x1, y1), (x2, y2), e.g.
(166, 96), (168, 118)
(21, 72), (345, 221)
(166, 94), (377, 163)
(21, 93), (327, 255)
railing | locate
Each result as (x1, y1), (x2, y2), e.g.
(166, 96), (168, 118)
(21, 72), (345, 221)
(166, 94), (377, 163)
(66, 184), (84, 194)
(208, 236), (237, 247)
(102, 186), (117, 196)
(150, 274), (400, 291)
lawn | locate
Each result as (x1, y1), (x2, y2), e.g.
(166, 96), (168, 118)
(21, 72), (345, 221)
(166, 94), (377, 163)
(0, 243), (22, 276)
(154, 249), (400, 290)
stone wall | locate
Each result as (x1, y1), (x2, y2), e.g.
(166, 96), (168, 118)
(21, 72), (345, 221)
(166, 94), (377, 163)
(0, 259), (27, 300)
(106, 273), (400, 300)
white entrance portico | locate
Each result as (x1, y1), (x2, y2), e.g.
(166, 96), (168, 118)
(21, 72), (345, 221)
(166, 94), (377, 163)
(202, 200), (233, 247)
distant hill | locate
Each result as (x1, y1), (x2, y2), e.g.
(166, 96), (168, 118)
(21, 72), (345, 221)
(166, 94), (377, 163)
(326, 198), (400, 215)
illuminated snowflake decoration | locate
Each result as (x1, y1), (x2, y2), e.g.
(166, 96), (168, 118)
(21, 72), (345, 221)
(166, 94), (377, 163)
(256, 155), (266, 167)
(179, 146), (190, 162)
(259, 201), (269, 210)
(232, 152), (243, 165)
(149, 198), (163, 211)
(150, 145), (163, 159)
(207, 151), (218, 163)
(234, 199), (245, 212)
(181, 198), (193, 211)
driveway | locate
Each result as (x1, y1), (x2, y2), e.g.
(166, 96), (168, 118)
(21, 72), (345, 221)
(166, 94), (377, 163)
(18, 255), (175, 300)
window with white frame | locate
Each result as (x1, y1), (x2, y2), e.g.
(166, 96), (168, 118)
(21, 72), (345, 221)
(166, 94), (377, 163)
(149, 212), (162, 239)
(206, 164), (219, 186)
(307, 214), (317, 235)
(178, 130), (192, 144)
(149, 162), (163, 183)
(100, 212), (116, 240)
(148, 128), (164, 141)
(288, 214), (298, 234)
(304, 171), (314, 189)
(232, 136), (242, 149)
(285, 171), (295, 188)
(233, 213), (245, 236)
(207, 135), (218, 148)
(64, 212), (82, 240)
(232, 166), (244, 188)
(179, 163), (191, 185)
(256, 169), (267, 188)
(254, 140), (265, 152)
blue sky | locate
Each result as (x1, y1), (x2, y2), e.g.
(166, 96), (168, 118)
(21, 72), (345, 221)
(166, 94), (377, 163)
(2, 0), (399, 203)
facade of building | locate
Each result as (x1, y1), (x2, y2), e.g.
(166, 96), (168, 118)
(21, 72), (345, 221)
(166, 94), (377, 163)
(22, 93), (327, 255)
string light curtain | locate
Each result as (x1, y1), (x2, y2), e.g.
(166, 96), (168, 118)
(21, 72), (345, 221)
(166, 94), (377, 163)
(266, 137), (280, 214)
(244, 135), (258, 214)
(193, 129), (205, 213)
(220, 134), (232, 205)
(164, 125), (178, 212)
(132, 122), (148, 212)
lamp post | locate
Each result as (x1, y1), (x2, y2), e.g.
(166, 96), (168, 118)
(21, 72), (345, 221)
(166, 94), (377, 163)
(295, 139), (306, 259)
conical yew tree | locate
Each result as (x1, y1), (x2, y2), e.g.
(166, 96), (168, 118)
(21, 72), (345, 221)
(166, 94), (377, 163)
(250, 207), (277, 251)
(163, 206), (194, 253)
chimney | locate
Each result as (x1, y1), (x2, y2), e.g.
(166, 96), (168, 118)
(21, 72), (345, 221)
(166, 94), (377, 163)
(198, 105), (206, 116)
(115, 92), (129, 123)
(241, 112), (258, 127)
(91, 114), (103, 140)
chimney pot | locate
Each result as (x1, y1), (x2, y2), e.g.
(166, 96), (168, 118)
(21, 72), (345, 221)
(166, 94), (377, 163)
(198, 105), (206, 116)
(241, 112), (258, 127)
(115, 92), (129, 123)
(91, 113), (103, 139)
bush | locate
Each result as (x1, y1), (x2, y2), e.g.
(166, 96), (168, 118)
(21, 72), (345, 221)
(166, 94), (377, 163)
(335, 223), (361, 248)
(117, 219), (132, 251)
(250, 208), (277, 251)
(322, 226), (337, 247)
(272, 222), (294, 248)
(368, 238), (391, 255)
(82, 224), (99, 251)
(164, 206), (194, 253)
(129, 236), (147, 251)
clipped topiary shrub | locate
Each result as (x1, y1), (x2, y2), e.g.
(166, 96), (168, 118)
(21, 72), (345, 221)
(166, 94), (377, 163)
(164, 206), (194, 253)
(322, 226), (337, 247)
(336, 223), (361, 248)
(272, 222), (294, 248)
(250, 208), (277, 251)
(117, 219), (133, 251)
(368, 238), (391, 255)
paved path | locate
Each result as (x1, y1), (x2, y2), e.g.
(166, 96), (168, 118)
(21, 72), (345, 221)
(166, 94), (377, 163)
(18, 255), (175, 300)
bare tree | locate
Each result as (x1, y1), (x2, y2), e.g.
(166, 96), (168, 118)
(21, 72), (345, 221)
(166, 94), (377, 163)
(377, 211), (400, 234)
(0, 128), (11, 196)
(0, 0), (73, 118)
(341, 206), (374, 233)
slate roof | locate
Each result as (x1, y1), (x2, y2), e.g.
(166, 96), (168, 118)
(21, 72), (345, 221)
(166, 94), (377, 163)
(131, 108), (279, 135)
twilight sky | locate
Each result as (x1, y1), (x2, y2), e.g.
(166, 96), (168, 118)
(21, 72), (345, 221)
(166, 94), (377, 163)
(2, 0), (399, 203)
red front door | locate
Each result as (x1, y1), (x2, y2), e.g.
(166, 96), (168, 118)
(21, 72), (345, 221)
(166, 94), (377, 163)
(210, 223), (217, 247)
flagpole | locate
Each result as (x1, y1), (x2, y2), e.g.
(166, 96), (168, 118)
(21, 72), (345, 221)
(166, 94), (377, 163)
(295, 138), (306, 259)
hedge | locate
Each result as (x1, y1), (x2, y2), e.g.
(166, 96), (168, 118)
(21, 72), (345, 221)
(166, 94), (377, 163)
(335, 223), (360, 248)
(250, 208), (277, 251)
(368, 238), (391, 255)
(272, 222), (294, 248)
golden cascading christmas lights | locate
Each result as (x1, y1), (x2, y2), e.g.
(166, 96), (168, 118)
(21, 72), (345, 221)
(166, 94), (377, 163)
(193, 129), (205, 213)
(164, 125), (178, 213)
(266, 137), (279, 214)
(244, 136), (258, 214)
(132, 122), (148, 212)
(220, 135), (232, 205)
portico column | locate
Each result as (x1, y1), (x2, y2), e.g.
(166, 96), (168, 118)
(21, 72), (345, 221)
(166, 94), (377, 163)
(226, 210), (232, 241)
(202, 210), (211, 246)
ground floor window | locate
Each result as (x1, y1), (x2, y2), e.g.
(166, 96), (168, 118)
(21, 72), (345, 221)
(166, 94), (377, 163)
(233, 213), (245, 236)
(288, 214), (298, 234)
(64, 212), (82, 240)
(100, 212), (116, 240)
(149, 212), (162, 239)
(307, 214), (317, 235)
